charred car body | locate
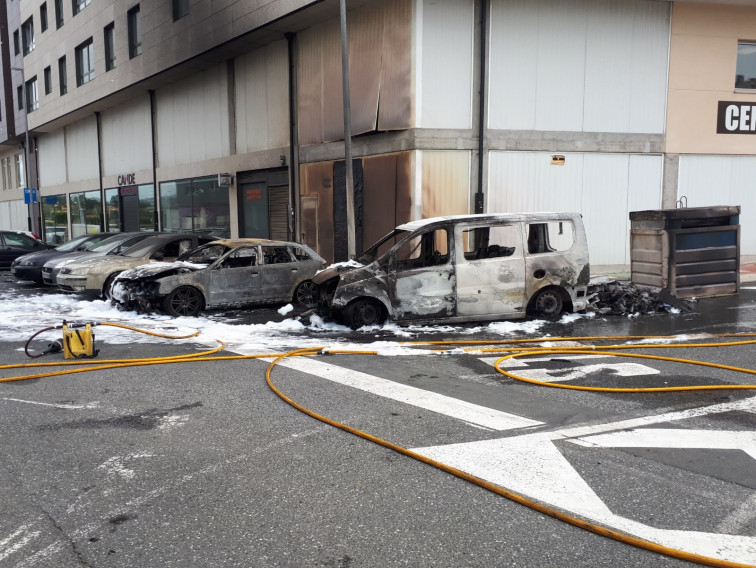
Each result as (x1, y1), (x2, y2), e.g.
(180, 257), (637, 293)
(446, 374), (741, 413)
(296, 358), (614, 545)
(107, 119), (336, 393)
(111, 239), (326, 316)
(313, 213), (591, 328)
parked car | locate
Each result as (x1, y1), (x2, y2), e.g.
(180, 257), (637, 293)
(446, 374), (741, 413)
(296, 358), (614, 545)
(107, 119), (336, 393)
(11, 233), (115, 284)
(111, 239), (326, 316)
(0, 230), (53, 269)
(56, 233), (218, 298)
(313, 212), (591, 328)
(42, 232), (158, 285)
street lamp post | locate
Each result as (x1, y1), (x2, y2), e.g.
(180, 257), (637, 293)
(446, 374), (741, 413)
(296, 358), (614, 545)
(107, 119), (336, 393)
(10, 66), (38, 238)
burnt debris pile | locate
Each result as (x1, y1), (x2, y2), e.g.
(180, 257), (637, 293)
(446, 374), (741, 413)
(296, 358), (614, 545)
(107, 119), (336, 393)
(587, 279), (694, 315)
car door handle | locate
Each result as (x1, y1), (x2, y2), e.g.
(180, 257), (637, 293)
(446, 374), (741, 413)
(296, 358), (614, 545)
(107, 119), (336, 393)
(251, 271), (259, 277)
(291, 268), (298, 272)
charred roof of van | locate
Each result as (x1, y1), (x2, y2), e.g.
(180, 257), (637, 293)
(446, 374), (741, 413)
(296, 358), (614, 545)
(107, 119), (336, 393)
(395, 212), (583, 232)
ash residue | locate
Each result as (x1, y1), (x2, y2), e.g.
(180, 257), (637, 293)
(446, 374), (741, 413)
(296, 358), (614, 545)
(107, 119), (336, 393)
(587, 279), (694, 315)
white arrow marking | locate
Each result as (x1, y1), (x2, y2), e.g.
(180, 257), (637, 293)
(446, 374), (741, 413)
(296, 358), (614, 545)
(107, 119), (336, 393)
(0, 397), (99, 410)
(516, 363), (660, 383)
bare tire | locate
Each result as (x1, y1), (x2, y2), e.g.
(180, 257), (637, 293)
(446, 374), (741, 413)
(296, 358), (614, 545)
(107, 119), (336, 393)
(294, 280), (318, 307)
(102, 272), (121, 300)
(345, 298), (385, 329)
(162, 287), (203, 317)
(531, 288), (564, 320)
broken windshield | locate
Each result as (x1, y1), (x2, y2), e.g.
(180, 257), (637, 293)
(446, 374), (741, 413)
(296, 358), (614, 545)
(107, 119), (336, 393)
(357, 229), (409, 264)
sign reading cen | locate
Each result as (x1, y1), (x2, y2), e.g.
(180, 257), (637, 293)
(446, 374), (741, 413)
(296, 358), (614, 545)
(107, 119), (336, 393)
(717, 101), (756, 134)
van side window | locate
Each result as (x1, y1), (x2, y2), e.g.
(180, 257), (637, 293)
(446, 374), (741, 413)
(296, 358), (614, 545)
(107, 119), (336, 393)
(462, 225), (517, 260)
(395, 228), (449, 270)
(527, 221), (574, 254)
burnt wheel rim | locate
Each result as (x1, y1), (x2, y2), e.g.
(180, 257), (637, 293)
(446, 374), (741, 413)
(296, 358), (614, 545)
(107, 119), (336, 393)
(535, 291), (562, 317)
(170, 288), (201, 316)
(354, 302), (381, 327)
(295, 281), (317, 306)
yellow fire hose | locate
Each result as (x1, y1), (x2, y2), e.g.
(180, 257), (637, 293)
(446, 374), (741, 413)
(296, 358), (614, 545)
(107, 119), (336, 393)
(5, 327), (756, 567)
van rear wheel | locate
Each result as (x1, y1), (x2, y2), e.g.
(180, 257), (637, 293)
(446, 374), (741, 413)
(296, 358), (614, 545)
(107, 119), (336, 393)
(532, 288), (564, 321)
(345, 299), (385, 329)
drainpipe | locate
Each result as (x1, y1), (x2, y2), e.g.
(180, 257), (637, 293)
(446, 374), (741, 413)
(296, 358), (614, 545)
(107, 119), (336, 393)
(95, 111), (105, 231)
(149, 90), (159, 230)
(474, 0), (488, 214)
(285, 32), (298, 242)
(340, 0), (356, 259)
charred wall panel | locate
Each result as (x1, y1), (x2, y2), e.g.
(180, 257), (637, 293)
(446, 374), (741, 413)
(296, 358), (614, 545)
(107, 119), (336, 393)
(297, 0), (412, 145)
(420, 151), (471, 219)
(300, 161), (335, 264)
(362, 152), (413, 249)
(333, 160), (364, 262)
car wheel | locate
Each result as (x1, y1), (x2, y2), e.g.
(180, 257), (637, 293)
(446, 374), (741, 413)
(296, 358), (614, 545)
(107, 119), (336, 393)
(162, 286), (203, 317)
(294, 280), (318, 307)
(531, 288), (564, 320)
(345, 298), (385, 329)
(102, 272), (121, 300)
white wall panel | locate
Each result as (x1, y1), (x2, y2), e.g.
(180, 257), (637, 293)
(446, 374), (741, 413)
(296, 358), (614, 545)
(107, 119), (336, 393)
(488, 151), (663, 264)
(678, 155), (756, 255)
(0, 200), (26, 231)
(235, 40), (289, 154)
(419, 0), (474, 128)
(66, 117), (99, 183)
(38, 130), (67, 187)
(157, 65), (230, 168)
(489, 0), (669, 134)
(101, 96), (153, 177)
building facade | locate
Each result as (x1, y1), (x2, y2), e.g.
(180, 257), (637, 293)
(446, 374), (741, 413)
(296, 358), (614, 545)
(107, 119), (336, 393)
(0, 0), (754, 264)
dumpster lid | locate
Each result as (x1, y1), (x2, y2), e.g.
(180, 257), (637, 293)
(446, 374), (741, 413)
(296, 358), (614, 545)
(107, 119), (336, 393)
(629, 206), (740, 221)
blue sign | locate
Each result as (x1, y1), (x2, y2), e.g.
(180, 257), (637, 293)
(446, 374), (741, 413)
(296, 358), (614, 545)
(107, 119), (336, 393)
(45, 195), (58, 205)
(24, 188), (38, 204)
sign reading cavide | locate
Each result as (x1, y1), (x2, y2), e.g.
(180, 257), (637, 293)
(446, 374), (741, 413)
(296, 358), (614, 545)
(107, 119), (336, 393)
(717, 101), (756, 133)
(117, 173), (136, 185)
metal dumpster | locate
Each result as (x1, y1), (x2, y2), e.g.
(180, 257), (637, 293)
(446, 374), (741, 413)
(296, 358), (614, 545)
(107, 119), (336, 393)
(629, 206), (740, 298)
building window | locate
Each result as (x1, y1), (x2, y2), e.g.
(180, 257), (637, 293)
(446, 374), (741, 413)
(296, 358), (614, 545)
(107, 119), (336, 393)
(17, 86), (23, 110)
(42, 194), (69, 243)
(72, 0), (90, 16)
(22, 17), (35, 55)
(13, 30), (20, 56)
(160, 177), (230, 237)
(75, 38), (94, 86)
(58, 56), (67, 95)
(55, 0), (64, 29)
(25, 77), (39, 112)
(104, 23), (116, 71)
(69, 189), (102, 237)
(128, 5), (142, 59)
(173, 0), (189, 21)
(736, 41), (756, 89)
(16, 154), (25, 187)
(41, 3), (48, 32)
(44, 66), (52, 94)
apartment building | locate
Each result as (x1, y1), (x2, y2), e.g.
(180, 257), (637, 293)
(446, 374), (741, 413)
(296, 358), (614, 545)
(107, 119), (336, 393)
(0, 0), (755, 264)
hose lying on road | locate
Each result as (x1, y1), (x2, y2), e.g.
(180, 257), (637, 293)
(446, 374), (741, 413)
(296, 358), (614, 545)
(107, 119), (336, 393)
(5, 328), (756, 567)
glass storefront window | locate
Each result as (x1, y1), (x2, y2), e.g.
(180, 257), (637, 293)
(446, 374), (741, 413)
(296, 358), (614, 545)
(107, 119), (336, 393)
(160, 176), (230, 237)
(41, 193), (69, 244)
(104, 184), (155, 232)
(70, 189), (102, 237)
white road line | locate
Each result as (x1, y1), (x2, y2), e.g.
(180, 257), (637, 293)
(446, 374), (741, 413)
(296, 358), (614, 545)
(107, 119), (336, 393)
(0, 524), (40, 562)
(277, 357), (543, 431)
(480, 354), (609, 369)
(0, 397), (99, 410)
(516, 363), (659, 383)
(572, 428), (756, 460)
(717, 492), (756, 534)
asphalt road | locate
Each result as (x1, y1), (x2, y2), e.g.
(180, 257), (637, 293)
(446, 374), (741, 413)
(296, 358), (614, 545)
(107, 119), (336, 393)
(1, 275), (755, 567)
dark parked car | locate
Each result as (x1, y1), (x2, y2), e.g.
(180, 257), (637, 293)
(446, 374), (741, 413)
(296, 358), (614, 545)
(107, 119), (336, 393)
(0, 230), (53, 269)
(111, 239), (326, 316)
(11, 233), (115, 283)
(42, 232), (158, 285)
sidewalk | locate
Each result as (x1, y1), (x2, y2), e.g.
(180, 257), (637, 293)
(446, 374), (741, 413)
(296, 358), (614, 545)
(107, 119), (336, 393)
(591, 255), (756, 284)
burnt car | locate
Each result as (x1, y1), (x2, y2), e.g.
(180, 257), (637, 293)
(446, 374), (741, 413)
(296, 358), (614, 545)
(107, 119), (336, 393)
(0, 230), (53, 269)
(11, 232), (115, 283)
(313, 213), (591, 328)
(56, 233), (218, 298)
(111, 239), (326, 316)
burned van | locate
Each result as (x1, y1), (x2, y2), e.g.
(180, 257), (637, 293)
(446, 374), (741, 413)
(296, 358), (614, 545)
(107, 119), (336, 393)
(313, 213), (590, 328)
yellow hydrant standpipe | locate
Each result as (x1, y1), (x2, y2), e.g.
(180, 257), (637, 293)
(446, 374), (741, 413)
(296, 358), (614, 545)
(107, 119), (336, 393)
(7, 327), (756, 568)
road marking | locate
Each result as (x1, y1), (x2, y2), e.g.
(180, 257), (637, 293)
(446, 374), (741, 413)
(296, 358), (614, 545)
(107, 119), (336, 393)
(717, 492), (756, 534)
(572, 428), (756, 459)
(277, 357), (543, 431)
(0, 397), (99, 410)
(515, 363), (659, 383)
(481, 354), (609, 369)
(0, 524), (40, 562)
